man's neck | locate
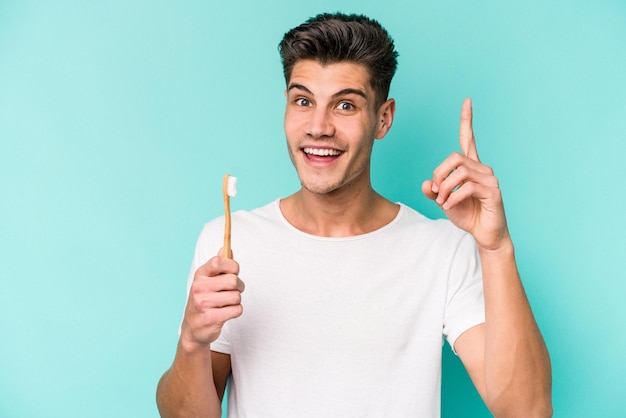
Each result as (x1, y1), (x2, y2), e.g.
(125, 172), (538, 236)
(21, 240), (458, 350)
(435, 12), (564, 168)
(279, 186), (399, 237)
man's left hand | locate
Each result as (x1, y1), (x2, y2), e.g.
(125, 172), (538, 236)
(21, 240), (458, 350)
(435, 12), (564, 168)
(422, 98), (510, 251)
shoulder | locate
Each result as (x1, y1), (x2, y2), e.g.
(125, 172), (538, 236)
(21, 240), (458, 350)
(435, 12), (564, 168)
(193, 200), (281, 255)
(233, 199), (281, 223)
(392, 204), (478, 263)
(397, 204), (469, 241)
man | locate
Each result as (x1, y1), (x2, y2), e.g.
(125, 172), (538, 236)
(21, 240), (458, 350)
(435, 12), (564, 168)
(157, 12), (552, 417)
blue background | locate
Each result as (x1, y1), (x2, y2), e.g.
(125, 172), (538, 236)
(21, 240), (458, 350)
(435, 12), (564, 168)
(1, 1), (625, 417)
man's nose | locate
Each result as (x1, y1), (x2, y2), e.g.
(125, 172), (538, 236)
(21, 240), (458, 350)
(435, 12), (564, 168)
(306, 108), (335, 138)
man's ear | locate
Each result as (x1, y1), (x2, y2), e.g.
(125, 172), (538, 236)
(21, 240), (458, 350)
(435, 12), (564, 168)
(375, 98), (396, 139)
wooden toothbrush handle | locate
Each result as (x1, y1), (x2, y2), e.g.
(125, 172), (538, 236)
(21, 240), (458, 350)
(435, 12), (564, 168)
(223, 174), (232, 259)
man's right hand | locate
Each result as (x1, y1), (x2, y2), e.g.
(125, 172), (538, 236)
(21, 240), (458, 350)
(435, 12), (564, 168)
(180, 250), (245, 352)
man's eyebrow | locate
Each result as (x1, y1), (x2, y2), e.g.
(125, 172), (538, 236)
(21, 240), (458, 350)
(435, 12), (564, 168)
(287, 83), (313, 95)
(287, 84), (368, 100)
(332, 88), (367, 100)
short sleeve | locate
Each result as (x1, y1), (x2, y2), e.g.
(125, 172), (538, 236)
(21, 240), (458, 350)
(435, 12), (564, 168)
(443, 233), (485, 353)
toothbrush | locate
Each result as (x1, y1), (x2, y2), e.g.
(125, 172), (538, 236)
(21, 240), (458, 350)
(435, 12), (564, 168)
(222, 174), (237, 259)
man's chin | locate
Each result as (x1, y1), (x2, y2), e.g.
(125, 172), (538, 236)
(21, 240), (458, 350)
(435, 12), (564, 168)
(299, 179), (342, 196)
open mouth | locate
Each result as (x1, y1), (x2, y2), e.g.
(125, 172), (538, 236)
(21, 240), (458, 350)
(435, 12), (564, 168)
(303, 147), (343, 158)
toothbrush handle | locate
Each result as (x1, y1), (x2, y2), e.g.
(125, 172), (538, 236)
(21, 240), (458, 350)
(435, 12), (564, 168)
(224, 198), (232, 258)
(223, 175), (233, 259)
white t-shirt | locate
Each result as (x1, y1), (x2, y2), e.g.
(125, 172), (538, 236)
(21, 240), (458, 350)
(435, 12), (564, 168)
(186, 200), (485, 417)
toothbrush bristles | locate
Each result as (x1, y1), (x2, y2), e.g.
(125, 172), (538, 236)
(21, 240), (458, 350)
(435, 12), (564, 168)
(227, 175), (237, 197)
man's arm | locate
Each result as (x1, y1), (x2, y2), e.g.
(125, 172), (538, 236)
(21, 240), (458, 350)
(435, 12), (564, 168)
(455, 243), (552, 417)
(422, 99), (552, 417)
(156, 348), (230, 418)
(156, 254), (244, 418)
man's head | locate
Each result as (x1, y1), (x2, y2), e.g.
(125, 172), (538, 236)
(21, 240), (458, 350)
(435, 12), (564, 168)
(279, 12), (398, 107)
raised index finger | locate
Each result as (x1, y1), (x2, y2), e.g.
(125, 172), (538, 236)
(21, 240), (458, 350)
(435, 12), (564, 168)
(459, 98), (480, 162)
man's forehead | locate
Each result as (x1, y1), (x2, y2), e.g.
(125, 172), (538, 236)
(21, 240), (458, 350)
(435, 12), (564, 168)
(288, 60), (373, 95)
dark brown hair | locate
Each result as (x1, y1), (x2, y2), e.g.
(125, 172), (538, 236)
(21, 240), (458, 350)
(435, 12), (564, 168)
(279, 12), (399, 106)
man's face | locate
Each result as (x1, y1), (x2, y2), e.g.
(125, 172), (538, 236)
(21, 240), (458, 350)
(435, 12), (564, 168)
(284, 60), (388, 196)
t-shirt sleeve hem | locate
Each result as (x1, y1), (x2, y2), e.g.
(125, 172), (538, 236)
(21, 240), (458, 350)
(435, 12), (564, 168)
(445, 314), (485, 355)
(210, 340), (231, 355)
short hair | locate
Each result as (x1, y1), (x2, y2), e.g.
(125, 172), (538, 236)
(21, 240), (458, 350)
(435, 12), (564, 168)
(279, 12), (399, 106)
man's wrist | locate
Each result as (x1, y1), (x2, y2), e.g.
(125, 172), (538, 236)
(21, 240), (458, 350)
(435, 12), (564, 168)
(179, 324), (213, 355)
(476, 235), (515, 260)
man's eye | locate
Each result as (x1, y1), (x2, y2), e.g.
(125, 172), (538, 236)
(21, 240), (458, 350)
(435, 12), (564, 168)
(336, 102), (354, 111)
(295, 98), (311, 107)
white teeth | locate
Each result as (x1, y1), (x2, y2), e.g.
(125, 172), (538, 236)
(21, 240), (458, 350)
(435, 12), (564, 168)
(303, 147), (341, 156)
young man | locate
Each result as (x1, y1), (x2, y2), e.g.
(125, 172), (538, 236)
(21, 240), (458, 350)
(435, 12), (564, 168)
(157, 12), (552, 418)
